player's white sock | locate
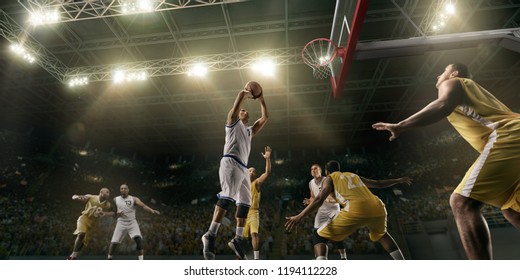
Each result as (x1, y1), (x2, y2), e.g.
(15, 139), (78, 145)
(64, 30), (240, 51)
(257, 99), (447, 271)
(71, 252), (78, 258)
(138, 255), (144, 260)
(236, 227), (244, 238)
(209, 221), (221, 236)
(254, 251), (260, 260)
(339, 251), (347, 259)
(107, 255), (112, 260)
(390, 249), (404, 260)
(316, 256), (327, 260)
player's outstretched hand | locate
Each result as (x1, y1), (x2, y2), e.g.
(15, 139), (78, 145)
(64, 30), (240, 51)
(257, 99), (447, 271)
(285, 215), (302, 233)
(372, 122), (401, 141)
(399, 177), (413, 186)
(262, 146), (272, 159)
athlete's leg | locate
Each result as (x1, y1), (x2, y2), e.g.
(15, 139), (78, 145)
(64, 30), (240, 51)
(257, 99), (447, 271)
(450, 193), (491, 259)
(377, 232), (404, 260)
(134, 236), (143, 260)
(108, 243), (118, 259)
(502, 208), (520, 230)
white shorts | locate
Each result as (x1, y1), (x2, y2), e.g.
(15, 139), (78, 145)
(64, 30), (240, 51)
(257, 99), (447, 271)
(314, 206), (340, 229)
(111, 219), (142, 243)
(218, 157), (251, 207)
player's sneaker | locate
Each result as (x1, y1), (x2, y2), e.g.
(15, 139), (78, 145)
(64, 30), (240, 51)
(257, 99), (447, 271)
(228, 237), (248, 260)
(201, 232), (216, 260)
(67, 256), (77, 260)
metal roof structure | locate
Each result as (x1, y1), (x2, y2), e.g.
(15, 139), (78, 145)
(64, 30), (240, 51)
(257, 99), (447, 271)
(1, 0), (519, 159)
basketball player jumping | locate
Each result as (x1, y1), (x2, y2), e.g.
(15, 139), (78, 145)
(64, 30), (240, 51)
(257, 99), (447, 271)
(202, 83), (268, 260)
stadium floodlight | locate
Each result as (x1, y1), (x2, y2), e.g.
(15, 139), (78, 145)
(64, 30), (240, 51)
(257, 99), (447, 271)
(445, 2), (456, 15)
(187, 63), (208, 77)
(251, 59), (275, 77)
(431, 1), (456, 32)
(28, 9), (60, 26)
(68, 77), (89, 87)
(113, 69), (147, 83)
(9, 43), (36, 63)
(120, 0), (155, 14)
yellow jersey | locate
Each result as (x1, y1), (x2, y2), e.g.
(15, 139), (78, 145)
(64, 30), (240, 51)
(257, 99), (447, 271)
(81, 195), (111, 220)
(329, 171), (386, 217)
(447, 78), (520, 152)
(250, 180), (260, 210)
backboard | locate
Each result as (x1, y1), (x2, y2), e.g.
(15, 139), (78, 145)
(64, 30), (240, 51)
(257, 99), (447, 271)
(305, 0), (369, 98)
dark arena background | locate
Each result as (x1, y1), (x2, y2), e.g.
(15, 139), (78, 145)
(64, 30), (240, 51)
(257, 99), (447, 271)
(1, 0), (520, 261)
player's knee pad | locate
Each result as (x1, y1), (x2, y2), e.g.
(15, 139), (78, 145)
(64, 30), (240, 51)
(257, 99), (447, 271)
(216, 198), (233, 210)
(312, 230), (329, 246)
(236, 205), (250, 219)
(133, 236), (143, 250)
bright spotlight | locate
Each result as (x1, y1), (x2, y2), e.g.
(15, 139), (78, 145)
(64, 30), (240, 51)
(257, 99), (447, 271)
(10, 43), (36, 63)
(445, 3), (456, 15)
(113, 70), (126, 84)
(121, 0), (154, 14)
(113, 69), (147, 83)
(28, 10), (60, 26)
(68, 77), (89, 87)
(252, 59), (275, 76)
(188, 63), (208, 77)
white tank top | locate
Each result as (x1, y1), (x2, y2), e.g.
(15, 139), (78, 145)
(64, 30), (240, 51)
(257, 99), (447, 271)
(222, 119), (252, 167)
(309, 177), (340, 213)
(115, 195), (136, 222)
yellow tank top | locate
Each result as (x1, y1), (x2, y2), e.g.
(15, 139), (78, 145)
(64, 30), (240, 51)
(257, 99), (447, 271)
(81, 195), (111, 220)
(330, 172), (385, 216)
(250, 180), (260, 210)
(447, 78), (520, 152)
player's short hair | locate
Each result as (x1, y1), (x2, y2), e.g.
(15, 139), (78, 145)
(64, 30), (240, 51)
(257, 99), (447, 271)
(451, 63), (472, 79)
(325, 160), (340, 173)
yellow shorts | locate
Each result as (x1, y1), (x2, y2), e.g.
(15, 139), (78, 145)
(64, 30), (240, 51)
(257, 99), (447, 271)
(454, 130), (520, 212)
(244, 209), (259, 238)
(73, 215), (95, 246)
(318, 199), (387, 242)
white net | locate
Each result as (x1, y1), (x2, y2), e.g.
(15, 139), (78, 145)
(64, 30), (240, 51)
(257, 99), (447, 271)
(313, 65), (332, 79)
(302, 38), (337, 79)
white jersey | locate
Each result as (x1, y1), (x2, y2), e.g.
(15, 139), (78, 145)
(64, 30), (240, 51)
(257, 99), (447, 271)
(223, 118), (252, 167)
(114, 195), (137, 222)
(310, 177), (340, 229)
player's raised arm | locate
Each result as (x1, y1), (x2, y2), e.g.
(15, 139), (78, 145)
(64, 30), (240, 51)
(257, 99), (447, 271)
(252, 95), (268, 137)
(255, 146), (272, 190)
(227, 90), (253, 125)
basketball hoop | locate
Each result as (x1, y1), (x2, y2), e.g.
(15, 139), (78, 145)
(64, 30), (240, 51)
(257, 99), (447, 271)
(302, 38), (344, 79)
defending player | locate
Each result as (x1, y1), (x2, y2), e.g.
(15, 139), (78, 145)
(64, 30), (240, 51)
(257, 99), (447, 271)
(107, 184), (160, 260)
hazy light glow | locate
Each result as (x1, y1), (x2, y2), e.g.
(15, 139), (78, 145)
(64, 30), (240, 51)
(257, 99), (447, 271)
(10, 43), (36, 63)
(121, 0), (155, 14)
(188, 63), (208, 77)
(432, 2), (456, 32)
(445, 3), (456, 14)
(252, 59), (275, 76)
(68, 77), (89, 87)
(113, 69), (147, 84)
(28, 10), (60, 25)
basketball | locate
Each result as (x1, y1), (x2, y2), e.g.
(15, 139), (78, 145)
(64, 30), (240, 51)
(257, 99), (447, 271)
(245, 81), (263, 99)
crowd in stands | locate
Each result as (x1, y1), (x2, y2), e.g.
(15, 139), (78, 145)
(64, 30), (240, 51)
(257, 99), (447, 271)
(0, 128), (511, 259)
